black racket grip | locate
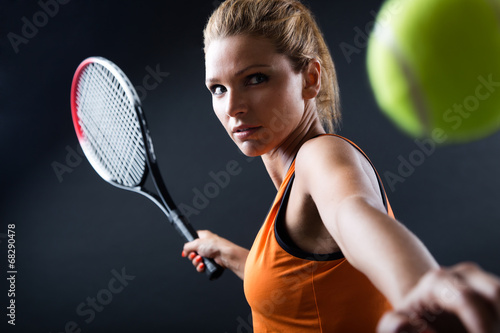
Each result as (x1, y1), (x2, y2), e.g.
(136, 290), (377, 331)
(170, 210), (224, 280)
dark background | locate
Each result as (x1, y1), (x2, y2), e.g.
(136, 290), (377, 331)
(1, 0), (500, 332)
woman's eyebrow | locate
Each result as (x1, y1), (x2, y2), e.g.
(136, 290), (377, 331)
(206, 64), (271, 84)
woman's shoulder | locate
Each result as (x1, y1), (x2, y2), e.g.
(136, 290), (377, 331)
(295, 134), (364, 173)
(294, 134), (383, 207)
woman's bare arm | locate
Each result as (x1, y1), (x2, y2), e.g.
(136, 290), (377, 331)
(296, 136), (438, 306)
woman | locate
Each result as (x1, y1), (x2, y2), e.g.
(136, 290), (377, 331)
(182, 0), (500, 331)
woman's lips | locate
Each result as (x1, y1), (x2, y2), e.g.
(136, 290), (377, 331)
(233, 126), (262, 140)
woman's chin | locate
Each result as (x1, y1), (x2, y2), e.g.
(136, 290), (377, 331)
(237, 141), (268, 157)
(239, 148), (262, 157)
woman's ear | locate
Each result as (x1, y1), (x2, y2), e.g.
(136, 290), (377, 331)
(302, 59), (321, 100)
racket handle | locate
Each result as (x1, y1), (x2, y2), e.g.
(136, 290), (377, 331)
(170, 210), (224, 280)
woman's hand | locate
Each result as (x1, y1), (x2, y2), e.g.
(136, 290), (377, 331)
(182, 230), (249, 280)
(182, 230), (224, 272)
(377, 263), (500, 333)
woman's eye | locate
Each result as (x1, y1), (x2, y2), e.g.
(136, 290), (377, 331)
(211, 85), (227, 96)
(247, 73), (268, 85)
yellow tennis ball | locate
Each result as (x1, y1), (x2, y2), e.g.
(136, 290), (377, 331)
(367, 0), (500, 143)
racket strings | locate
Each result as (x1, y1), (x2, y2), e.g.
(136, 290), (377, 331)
(84, 65), (145, 184)
(76, 63), (146, 187)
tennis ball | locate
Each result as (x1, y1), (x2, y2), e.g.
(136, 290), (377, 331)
(367, 0), (500, 143)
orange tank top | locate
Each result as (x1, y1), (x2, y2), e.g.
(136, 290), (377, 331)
(244, 135), (394, 332)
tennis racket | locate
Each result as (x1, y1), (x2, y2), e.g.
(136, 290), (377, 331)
(70, 56), (224, 280)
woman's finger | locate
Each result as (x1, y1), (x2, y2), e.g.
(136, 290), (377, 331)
(183, 238), (201, 255)
(381, 266), (500, 333)
(451, 263), (500, 318)
(377, 310), (425, 333)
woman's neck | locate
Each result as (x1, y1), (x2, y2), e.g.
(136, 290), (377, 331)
(261, 105), (326, 189)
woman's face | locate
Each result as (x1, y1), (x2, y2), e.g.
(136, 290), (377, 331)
(205, 35), (311, 157)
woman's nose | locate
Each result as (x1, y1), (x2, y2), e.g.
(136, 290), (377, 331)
(225, 90), (247, 118)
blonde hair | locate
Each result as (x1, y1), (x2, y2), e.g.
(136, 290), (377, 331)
(203, 0), (341, 133)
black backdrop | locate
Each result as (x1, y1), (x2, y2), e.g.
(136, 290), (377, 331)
(1, 1), (500, 332)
